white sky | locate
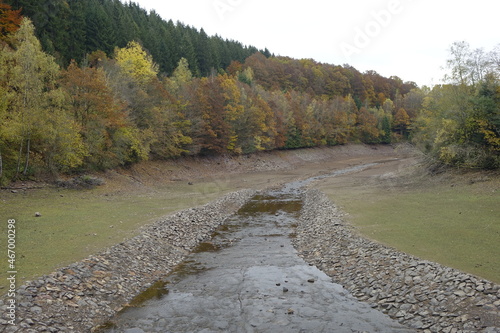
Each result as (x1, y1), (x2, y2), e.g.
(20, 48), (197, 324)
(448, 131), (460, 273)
(131, 0), (498, 87)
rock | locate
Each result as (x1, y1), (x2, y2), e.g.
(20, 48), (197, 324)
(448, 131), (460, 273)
(124, 329), (145, 333)
(30, 306), (42, 314)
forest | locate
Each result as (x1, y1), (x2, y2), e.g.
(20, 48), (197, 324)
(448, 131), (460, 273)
(0, 0), (499, 184)
(3, 0), (271, 75)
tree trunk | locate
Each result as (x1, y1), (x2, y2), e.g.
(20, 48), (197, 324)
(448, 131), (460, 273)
(15, 140), (23, 179)
(23, 136), (31, 176)
(0, 147), (3, 180)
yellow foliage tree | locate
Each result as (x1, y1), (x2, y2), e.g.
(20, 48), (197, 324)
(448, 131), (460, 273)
(394, 108), (410, 136)
(219, 74), (244, 151)
(115, 41), (158, 87)
(5, 18), (85, 176)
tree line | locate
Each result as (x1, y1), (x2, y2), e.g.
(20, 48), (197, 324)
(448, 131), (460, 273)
(411, 42), (500, 169)
(0, 3), (498, 184)
(3, 0), (271, 76)
(0, 15), (420, 183)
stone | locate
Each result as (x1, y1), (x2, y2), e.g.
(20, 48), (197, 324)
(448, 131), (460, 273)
(8, 188), (500, 332)
(30, 306), (42, 314)
(124, 329), (145, 333)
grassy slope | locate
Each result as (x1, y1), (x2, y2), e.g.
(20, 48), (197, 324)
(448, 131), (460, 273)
(0, 146), (305, 291)
(0, 181), (234, 290)
(317, 170), (500, 284)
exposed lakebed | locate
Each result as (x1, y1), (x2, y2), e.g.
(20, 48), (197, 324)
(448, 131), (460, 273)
(103, 174), (413, 332)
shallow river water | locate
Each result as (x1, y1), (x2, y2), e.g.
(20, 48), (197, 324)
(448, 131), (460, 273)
(104, 165), (414, 332)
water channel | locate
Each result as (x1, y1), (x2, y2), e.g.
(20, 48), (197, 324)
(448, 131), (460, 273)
(103, 163), (413, 332)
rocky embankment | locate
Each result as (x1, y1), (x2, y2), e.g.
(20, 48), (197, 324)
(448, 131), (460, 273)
(2, 183), (499, 333)
(0, 190), (255, 332)
(293, 189), (500, 333)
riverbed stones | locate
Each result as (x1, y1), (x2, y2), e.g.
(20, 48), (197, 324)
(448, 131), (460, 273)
(0, 190), (255, 332)
(292, 189), (500, 332)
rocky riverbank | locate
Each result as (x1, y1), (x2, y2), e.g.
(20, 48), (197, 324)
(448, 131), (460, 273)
(0, 190), (255, 332)
(2, 184), (499, 332)
(293, 189), (500, 333)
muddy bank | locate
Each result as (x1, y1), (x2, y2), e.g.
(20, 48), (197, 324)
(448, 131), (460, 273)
(293, 189), (500, 332)
(103, 144), (398, 189)
(0, 190), (255, 332)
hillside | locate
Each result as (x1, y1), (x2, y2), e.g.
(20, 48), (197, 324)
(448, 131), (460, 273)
(0, 1), (498, 186)
(4, 0), (270, 75)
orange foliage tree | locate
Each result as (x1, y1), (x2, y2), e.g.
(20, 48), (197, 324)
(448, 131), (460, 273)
(0, 2), (22, 42)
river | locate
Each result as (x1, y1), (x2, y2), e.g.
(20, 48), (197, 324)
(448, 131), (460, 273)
(103, 164), (414, 332)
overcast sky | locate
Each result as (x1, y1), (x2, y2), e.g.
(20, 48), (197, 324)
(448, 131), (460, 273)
(131, 0), (498, 87)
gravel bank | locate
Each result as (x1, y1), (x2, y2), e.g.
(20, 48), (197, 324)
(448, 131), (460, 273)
(0, 190), (255, 332)
(293, 189), (500, 333)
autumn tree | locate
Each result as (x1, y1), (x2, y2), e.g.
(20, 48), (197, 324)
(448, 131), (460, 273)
(412, 43), (499, 168)
(356, 107), (380, 143)
(0, 1), (22, 42)
(106, 48), (192, 160)
(193, 76), (230, 154)
(5, 18), (85, 177)
(0, 18), (88, 180)
(115, 41), (159, 87)
(393, 108), (410, 137)
(165, 57), (193, 95)
(235, 83), (276, 153)
(61, 61), (150, 169)
(0, 41), (13, 181)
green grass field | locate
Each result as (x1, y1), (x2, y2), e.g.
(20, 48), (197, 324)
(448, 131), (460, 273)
(318, 177), (500, 284)
(0, 181), (233, 290)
